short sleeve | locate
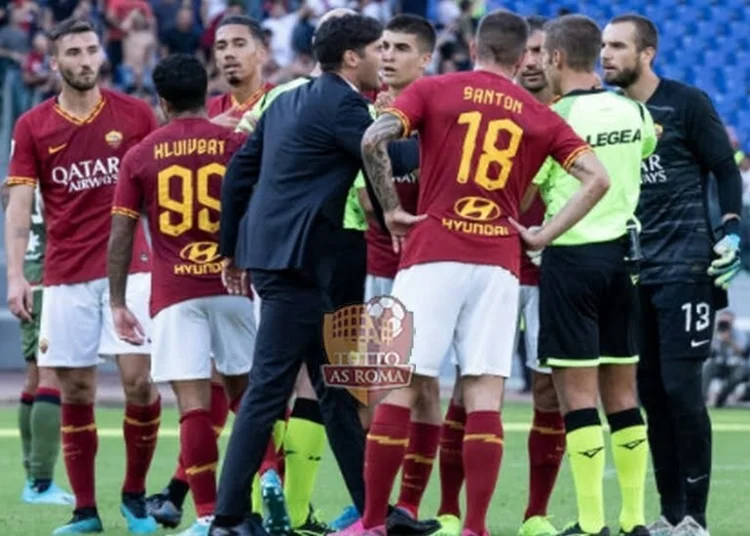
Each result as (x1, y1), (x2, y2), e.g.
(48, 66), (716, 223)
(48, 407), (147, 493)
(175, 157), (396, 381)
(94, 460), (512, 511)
(353, 171), (366, 188)
(638, 102), (657, 159)
(112, 147), (143, 220)
(7, 115), (39, 187)
(386, 77), (429, 136)
(544, 109), (591, 171)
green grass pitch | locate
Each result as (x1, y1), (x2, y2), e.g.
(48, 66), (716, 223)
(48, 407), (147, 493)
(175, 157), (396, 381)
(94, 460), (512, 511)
(0, 402), (747, 535)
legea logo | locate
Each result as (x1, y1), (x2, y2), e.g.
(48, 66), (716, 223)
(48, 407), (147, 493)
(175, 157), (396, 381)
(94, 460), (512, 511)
(322, 296), (414, 406)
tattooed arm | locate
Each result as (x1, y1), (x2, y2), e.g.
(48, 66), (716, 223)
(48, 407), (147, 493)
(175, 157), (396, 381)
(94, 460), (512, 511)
(107, 214), (137, 308)
(361, 113), (405, 213)
(1, 181), (9, 211)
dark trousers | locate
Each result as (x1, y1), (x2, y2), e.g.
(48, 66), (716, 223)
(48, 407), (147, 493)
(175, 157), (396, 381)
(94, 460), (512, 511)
(331, 229), (366, 308)
(214, 269), (367, 521)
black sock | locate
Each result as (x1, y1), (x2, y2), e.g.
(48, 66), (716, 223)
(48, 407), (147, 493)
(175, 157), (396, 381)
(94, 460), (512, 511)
(663, 359), (712, 529)
(167, 477), (190, 509)
(33, 478), (52, 493)
(637, 362), (685, 525)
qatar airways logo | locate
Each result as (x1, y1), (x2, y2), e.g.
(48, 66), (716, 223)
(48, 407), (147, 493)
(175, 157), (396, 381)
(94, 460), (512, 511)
(51, 157), (120, 192)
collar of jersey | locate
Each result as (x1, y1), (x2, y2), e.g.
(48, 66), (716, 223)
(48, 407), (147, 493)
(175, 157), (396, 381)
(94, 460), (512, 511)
(561, 87), (608, 99)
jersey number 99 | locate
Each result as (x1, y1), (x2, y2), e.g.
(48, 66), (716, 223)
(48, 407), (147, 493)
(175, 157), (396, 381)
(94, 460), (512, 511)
(157, 163), (224, 237)
(457, 111), (523, 191)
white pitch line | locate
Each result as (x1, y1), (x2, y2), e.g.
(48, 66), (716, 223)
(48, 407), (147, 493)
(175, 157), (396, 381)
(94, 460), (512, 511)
(0, 422), (746, 438)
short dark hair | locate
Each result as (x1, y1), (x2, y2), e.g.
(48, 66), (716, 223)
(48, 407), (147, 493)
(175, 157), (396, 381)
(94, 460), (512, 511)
(526, 15), (548, 33)
(544, 14), (601, 72)
(610, 13), (659, 51)
(313, 14), (383, 72)
(475, 10), (529, 67)
(153, 54), (207, 113)
(217, 14), (265, 43)
(48, 17), (97, 52)
(385, 14), (437, 54)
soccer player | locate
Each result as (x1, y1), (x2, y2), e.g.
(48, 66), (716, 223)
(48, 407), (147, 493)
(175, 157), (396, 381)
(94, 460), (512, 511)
(4, 17), (160, 534)
(146, 14), (275, 529)
(209, 15), (274, 128)
(528, 15), (657, 536)
(353, 9), (610, 536)
(350, 14), (441, 534)
(1, 183), (73, 506)
(109, 53), (254, 536)
(602, 14), (743, 536)
(516, 15), (566, 536)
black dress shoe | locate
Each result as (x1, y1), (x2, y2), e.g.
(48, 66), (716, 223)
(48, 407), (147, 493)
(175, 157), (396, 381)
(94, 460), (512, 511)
(209, 517), (268, 536)
(386, 507), (441, 536)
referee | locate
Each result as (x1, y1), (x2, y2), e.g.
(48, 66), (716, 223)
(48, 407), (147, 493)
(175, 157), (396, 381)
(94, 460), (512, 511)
(516, 15), (657, 536)
(603, 15), (743, 536)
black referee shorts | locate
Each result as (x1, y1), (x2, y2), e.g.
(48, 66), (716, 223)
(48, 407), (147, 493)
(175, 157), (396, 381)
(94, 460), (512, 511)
(639, 282), (722, 363)
(538, 239), (639, 368)
(329, 229), (367, 309)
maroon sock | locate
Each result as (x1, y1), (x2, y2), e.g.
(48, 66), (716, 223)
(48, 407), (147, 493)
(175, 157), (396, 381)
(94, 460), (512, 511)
(122, 396), (161, 494)
(61, 402), (98, 509)
(259, 436), (278, 475)
(180, 409), (218, 517)
(362, 403), (410, 529)
(438, 401), (466, 517)
(463, 411), (503, 535)
(524, 409), (565, 520)
(396, 421), (441, 517)
(209, 383), (230, 434)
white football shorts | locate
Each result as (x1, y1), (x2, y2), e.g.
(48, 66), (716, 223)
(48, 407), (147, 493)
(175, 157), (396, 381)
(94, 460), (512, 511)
(392, 262), (519, 378)
(151, 294), (256, 383)
(38, 273), (152, 368)
(364, 274), (394, 302)
(516, 285), (550, 374)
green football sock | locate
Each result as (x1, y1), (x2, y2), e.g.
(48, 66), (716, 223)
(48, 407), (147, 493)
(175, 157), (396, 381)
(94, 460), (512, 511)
(609, 411), (649, 532)
(565, 409), (606, 534)
(29, 389), (62, 481)
(284, 398), (326, 527)
(19, 393), (34, 479)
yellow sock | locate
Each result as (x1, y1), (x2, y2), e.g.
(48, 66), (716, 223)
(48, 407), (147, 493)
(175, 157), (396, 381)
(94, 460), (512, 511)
(566, 423), (606, 533)
(611, 424), (649, 531)
(283, 400), (327, 527)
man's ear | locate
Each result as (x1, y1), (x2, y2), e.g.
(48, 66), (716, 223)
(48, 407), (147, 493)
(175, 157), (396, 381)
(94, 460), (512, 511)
(342, 49), (360, 70)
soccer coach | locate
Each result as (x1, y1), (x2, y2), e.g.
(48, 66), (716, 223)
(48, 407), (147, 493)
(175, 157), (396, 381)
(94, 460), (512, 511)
(210, 14), (420, 536)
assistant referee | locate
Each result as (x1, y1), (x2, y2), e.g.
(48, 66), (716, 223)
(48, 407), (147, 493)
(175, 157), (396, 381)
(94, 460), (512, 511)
(520, 15), (657, 536)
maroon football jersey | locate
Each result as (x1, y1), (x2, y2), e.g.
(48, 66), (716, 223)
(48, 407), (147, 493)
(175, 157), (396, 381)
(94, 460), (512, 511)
(206, 83), (274, 119)
(113, 117), (246, 317)
(519, 193), (545, 286)
(365, 169), (419, 278)
(387, 71), (590, 276)
(7, 89), (156, 286)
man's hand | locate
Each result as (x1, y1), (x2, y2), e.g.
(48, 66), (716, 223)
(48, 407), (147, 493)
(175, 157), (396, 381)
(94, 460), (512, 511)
(510, 218), (549, 251)
(523, 226), (544, 266)
(222, 258), (248, 296)
(374, 92), (394, 114)
(384, 207), (427, 254)
(211, 106), (240, 130)
(112, 305), (145, 345)
(708, 234), (741, 290)
(7, 275), (33, 322)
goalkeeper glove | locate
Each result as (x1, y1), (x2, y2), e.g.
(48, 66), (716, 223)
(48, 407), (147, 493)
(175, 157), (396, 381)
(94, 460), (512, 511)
(707, 233), (741, 290)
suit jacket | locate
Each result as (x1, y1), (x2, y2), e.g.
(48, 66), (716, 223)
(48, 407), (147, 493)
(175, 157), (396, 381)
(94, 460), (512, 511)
(220, 72), (419, 286)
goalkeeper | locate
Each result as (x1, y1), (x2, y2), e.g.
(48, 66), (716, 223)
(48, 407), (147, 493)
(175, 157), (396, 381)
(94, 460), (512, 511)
(601, 14), (744, 535)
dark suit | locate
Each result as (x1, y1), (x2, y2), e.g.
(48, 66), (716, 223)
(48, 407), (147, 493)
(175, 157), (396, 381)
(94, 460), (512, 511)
(216, 72), (418, 524)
